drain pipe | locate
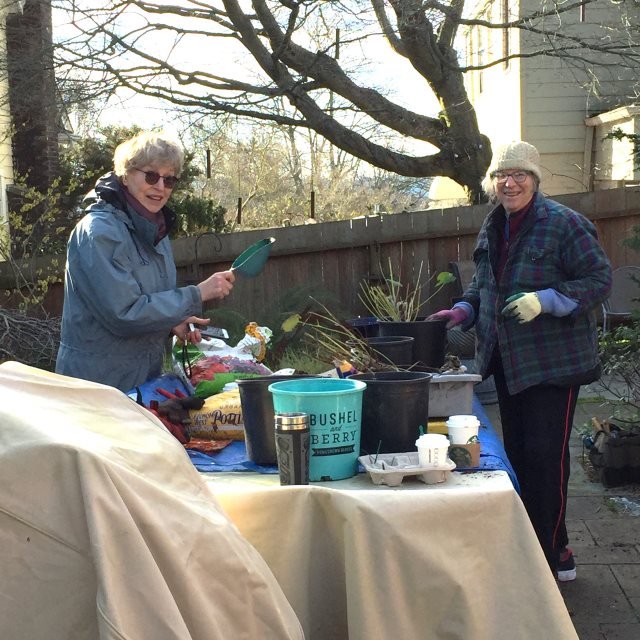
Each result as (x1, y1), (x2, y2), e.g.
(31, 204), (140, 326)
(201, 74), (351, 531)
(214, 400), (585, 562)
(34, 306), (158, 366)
(583, 116), (596, 192)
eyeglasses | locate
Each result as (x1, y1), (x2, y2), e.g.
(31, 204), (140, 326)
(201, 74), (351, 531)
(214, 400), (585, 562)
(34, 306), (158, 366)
(132, 168), (179, 189)
(491, 171), (531, 184)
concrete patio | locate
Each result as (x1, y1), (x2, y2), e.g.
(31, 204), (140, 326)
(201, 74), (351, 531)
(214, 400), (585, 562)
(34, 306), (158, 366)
(482, 379), (640, 640)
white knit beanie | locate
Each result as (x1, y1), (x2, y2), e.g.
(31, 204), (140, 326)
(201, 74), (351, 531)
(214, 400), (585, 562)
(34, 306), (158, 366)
(488, 141), (542, 181)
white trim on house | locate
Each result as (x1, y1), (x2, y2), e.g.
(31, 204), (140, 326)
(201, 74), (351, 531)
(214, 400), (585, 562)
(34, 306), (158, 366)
(584, 106), (640, 189)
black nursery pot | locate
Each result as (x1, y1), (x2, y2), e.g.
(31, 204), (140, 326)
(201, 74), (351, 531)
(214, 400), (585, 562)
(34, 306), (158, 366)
(237, 374), (317, 464)
(346, 316), (379, 338)
(348, 336), (415, 367)
(349, 371), (432, 454)
(378, 318), (447, 369)
(365, 336), (414, 366)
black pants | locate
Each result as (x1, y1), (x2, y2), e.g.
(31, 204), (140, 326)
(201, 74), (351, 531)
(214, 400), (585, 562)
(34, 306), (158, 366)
(491, 356), (579, 573)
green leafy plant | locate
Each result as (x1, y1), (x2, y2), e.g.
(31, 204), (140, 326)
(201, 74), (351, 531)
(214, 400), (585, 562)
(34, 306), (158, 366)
(359, 259), (455, 321)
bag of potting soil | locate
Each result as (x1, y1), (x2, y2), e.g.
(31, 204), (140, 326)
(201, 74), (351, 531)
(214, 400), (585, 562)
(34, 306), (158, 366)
(187, 389), (245, 441)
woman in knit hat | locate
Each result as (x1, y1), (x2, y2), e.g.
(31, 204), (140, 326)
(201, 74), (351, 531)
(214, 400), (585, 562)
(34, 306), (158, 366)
(429, 140), (612, 582)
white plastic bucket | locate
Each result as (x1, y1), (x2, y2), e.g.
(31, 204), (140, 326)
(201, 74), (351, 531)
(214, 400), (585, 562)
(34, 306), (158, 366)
(415, 433), (450, 468)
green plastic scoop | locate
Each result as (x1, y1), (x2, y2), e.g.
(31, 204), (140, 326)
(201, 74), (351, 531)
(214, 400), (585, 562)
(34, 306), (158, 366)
(231, 237), (276, 277)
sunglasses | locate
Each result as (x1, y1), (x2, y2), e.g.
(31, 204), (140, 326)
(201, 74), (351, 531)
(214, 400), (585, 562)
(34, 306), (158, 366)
(132, 168), (179, 189)
(491, 171), (531, 184)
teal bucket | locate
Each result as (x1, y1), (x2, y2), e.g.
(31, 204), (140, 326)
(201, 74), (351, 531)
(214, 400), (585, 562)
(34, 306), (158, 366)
(269, 378), (366, 481)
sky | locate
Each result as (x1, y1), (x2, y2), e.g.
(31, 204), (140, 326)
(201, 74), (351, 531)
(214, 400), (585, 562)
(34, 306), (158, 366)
(53, 1), (441, 145)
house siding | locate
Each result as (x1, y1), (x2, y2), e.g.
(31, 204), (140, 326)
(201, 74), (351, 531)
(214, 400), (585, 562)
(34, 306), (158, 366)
(459, 0), (640, 198)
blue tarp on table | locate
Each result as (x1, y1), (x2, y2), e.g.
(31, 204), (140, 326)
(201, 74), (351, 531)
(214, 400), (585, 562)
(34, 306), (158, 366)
(186, 393), (520, 491)
(130, 376), (519, 489)
(126, 372), (192, 404)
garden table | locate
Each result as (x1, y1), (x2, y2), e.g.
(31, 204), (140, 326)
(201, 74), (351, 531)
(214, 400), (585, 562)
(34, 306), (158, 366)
(134, 373), (572, 639)
(204, 467), (576, 640)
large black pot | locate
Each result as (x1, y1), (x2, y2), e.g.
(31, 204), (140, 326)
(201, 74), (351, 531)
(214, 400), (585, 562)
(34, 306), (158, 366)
(349, 371), (432, 454)
(365, 336), (414, 366)
(348, 336), (414, 367)
(237, 374), (317, 464)
(378, 318), (447, 369)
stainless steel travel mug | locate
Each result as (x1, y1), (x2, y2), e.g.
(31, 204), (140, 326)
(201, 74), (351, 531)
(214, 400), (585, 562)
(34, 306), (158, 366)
(275, 412), (310, 485)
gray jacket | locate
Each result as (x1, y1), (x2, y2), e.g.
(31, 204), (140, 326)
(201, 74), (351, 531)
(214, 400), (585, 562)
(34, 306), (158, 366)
(56, 173), (202, 392)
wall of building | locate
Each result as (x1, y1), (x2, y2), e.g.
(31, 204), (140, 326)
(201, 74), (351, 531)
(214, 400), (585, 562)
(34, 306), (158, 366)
(455, 0), (640, 199)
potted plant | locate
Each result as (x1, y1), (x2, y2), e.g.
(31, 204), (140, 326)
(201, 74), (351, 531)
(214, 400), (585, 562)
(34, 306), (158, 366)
(587, 224), (640, 486)
(281, 305), (435, 455)
(589, 320), (640, 486)
(281, 304), (401, 373)
(359, 259), (456, 369)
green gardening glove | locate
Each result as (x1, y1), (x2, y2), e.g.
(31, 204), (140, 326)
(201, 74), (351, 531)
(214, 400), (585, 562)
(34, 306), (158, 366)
(501, 292), (542, 323)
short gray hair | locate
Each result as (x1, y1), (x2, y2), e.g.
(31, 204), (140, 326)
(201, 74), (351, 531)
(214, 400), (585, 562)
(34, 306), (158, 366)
(113, 131), (184, 177)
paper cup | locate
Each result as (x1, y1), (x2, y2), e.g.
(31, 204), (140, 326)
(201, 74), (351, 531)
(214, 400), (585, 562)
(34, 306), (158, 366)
(415, 433), (450, 468)
(446, 415), (480, 444)
(446, 414), (480, 427)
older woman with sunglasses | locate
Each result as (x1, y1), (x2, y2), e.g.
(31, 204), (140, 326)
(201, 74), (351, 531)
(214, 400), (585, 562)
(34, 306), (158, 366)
(56, 131), (235, 392)
(429, 141), (611, 583)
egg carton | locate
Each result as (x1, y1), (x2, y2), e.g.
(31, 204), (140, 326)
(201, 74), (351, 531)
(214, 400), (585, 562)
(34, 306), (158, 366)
(358, 452), (456, 487)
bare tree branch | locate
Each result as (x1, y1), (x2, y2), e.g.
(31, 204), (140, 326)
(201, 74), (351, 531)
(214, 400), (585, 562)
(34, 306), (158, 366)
(51, 0), (640, 202)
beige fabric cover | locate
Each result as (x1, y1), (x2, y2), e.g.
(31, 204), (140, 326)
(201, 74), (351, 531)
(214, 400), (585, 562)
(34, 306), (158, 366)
(0, 362), (303, 640)
(207, 472), (579, 640)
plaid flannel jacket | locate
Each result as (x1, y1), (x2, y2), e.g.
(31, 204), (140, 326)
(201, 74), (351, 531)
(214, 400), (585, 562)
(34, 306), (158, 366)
(463, 192), (612, 395)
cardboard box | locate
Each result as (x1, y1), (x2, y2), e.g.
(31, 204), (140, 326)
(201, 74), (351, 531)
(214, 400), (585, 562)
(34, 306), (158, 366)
(448, 442), (481, 468)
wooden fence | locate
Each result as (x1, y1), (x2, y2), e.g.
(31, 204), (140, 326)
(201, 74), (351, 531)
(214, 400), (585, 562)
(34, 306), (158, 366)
(2, 187), (640, 323)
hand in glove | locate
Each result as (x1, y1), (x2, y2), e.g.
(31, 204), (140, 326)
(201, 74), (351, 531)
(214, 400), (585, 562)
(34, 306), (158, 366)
(148, 396), (206, 444)
(147, 400), (189, 444)
(156, 396), (205, 425)
(427, 307), (468, 329)
(501, 292), (542, 323)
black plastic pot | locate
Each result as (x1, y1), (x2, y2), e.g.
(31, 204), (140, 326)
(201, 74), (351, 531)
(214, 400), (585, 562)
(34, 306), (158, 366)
(348, 336), (415, 367)
(347, 316), (379, 338)
(365, 336), (414, 366)
(378, 317), (447, 369)
(349, 371), (432, 454)
(237, 374), (317, 464)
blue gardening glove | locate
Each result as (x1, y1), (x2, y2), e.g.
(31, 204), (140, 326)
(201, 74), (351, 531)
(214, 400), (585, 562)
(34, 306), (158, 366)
(501, 292), (542, 323)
